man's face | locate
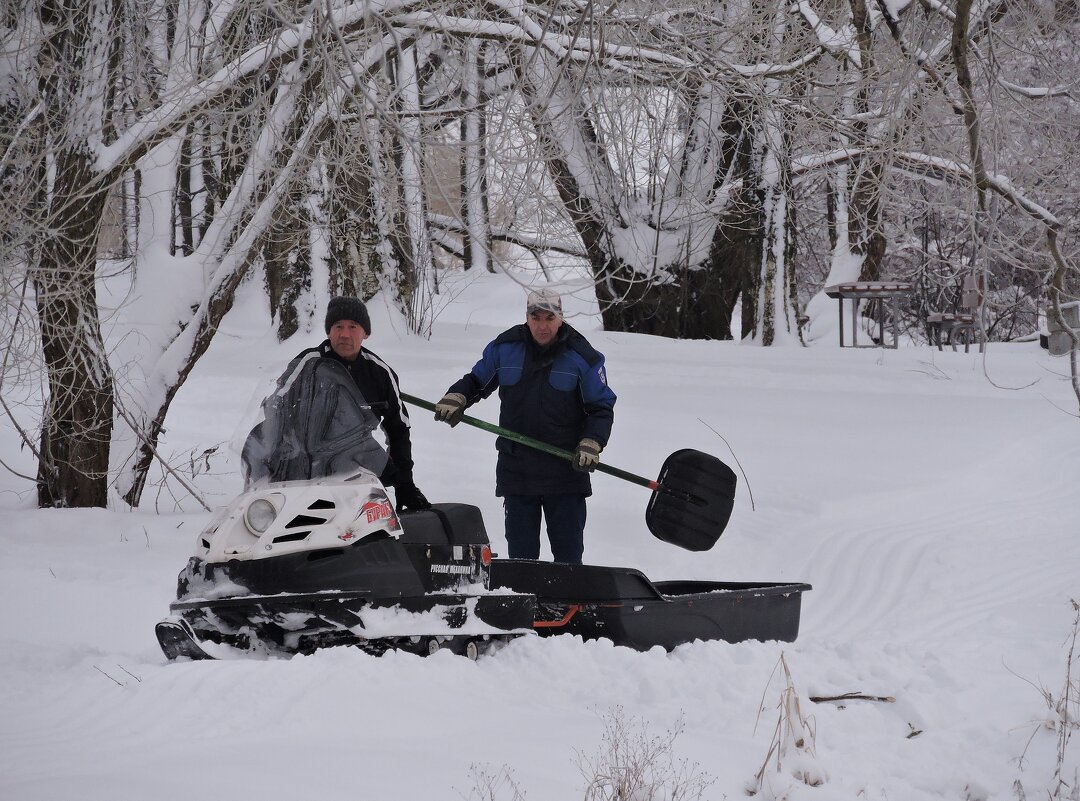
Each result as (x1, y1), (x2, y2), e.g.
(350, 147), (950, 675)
(526, 310), (562, 347)
(329, 320), (368, 361)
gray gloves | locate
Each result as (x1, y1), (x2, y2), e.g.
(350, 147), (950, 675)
(434, 393), (467, 427)
(572, 438), (601, 472)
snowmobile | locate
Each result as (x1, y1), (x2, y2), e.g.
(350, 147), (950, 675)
(155, 475), (538, 660)
(156, 358), (810, 661)
(155, 357), (535, 661)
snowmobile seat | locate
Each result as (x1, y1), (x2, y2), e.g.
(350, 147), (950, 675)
(397, 503), (488, 547)
(429, 503), (489, 546)
(398, 509), (450, 546)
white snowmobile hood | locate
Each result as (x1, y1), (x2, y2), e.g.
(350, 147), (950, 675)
(195, 470), (401, 563)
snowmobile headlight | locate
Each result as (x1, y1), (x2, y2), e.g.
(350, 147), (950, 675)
(244, 498), (278, 534)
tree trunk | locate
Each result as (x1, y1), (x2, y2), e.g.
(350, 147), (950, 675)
(319, 131), (381, 300)
(34, 151), (114, 507)
(461, 39), (491, 273)
(388, 47), (434, 334)
(711, 185), (765, 340)
(595, 268), (679, 336)
(847, 0), (886, 279)
(265, 188), (311, 341)
(32, 0), (118, 507)
(118, 243), (259, 507)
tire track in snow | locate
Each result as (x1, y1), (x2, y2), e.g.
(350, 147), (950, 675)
(797, 463), (1077, 644)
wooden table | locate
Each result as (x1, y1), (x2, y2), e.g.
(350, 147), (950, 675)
(824, 282), (914, 348)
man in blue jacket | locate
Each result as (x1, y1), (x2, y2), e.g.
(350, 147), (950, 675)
(435, 290), (615, 564)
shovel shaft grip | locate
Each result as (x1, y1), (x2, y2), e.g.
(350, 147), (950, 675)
(403, 392), (656, 489)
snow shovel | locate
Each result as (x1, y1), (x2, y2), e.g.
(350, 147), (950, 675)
(402, 393), (737, 551)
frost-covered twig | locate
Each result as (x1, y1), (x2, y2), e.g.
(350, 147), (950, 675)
(112, 401), (211, 512)
(809, 692), (895, 703)
(696, 417), (755, 511)
(577, 706), (713, 801)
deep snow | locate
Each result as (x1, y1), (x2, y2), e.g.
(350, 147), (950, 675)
(1, 272), (1078, 801)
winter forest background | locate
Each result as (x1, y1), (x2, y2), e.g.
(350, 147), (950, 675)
(1, 0), (1079, 507)
(3, 4), (1080, 799)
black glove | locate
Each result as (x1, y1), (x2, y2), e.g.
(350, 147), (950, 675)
(434, 393), (467, 427)
(395, 482), (432, 513)
(572, 439), (601, 472)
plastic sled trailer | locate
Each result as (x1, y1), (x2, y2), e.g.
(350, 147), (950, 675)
(488, 560), (811, 651)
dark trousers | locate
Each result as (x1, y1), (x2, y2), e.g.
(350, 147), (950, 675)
(502, 494), (587, 564)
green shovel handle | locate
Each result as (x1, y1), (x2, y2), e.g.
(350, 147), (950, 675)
(401, 392), (657, 492)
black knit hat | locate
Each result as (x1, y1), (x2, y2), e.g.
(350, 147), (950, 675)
(325, 296), (371, 334)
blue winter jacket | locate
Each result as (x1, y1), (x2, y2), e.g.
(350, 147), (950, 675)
(447, 323), (616, 496)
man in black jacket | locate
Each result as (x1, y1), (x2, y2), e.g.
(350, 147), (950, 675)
(286, 296), (430, 512)
(434, 290), (615, 563)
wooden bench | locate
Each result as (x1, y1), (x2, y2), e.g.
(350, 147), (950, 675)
(927, 275), (983, 352)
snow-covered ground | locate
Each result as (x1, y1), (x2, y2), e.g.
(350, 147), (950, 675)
(2, 273), (1078, 801)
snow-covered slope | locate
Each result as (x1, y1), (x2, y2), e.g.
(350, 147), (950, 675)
(2, 274), (1077, 800)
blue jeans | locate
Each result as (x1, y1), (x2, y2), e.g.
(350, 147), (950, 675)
(502, 494), (587, 564)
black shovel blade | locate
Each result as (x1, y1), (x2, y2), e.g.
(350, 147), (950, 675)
(645, 449), (737, 551)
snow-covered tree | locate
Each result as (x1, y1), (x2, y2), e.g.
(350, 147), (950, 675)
(4, 0), (1078, 511)
(2, 0), (454, 507)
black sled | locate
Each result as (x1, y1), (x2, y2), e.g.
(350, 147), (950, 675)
(489, 560), (810, 651)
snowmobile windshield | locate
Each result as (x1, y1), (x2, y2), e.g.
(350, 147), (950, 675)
(240, 356), (389, 487)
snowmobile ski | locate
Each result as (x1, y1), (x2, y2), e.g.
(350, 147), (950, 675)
(155, 618), (214, 661)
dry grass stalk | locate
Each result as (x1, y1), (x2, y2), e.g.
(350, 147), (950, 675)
(747, 653), (825, 798)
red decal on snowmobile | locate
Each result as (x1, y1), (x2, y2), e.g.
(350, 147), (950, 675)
(338, 530), (357, 542)
(358, 499), (394, 525)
